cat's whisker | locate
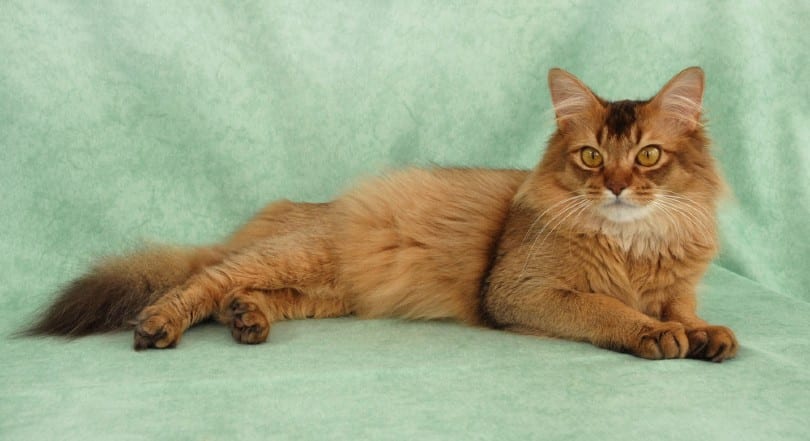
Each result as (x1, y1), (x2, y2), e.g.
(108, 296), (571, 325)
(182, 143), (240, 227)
(536, 201), (591, 250)
(653, 199), (700, 234)
(519, 195), (588, 247)
(650, 200), (686, 238)
(660, 201), (713, 230)
(657, 193), (713, 226)
(522, 200), (585, 264)
(652, 189), (712, 236)
(653, 196), (713, 235)
(519, 200), (587, 276)
(519, 198), (590, 277)
(521, 196), (589, 248)
(656, 189), (711, 205)
(526, 201), (592, 272)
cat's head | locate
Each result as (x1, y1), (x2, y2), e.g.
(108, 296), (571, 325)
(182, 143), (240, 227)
(527, 67), (723, 240)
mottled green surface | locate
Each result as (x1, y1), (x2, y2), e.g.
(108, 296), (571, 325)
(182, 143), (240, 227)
(1, 1), (808, 440)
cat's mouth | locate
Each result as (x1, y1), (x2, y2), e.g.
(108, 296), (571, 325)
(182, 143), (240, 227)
(598, 198), (651, 223)
(605, 198), (634, 208)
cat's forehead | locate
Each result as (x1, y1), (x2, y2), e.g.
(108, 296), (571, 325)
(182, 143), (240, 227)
(596, 99), (650, 142)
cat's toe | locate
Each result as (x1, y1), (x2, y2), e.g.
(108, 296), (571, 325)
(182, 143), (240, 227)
(133, 308), (183, 350)
(686, 329), (709, 356)
(634, 322), (688, 360)
(228, 296), (270, 344)
(687, 326), (738, 362)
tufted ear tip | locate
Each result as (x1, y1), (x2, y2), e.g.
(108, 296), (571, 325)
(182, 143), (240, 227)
(547, 67), (565, 78)
(681, 66), (705, 78)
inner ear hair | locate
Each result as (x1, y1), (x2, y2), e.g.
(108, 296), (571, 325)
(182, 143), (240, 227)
(652, 67), (705, 130)
(548, 68), (603, 128)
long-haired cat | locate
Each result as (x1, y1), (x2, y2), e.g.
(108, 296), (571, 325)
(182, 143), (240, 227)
(27, 67), (738, 362)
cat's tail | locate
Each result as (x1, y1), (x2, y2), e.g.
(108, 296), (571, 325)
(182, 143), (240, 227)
(24, 245), (224, 337)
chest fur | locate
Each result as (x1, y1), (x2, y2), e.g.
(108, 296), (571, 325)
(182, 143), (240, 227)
(573, 234), (711, 316)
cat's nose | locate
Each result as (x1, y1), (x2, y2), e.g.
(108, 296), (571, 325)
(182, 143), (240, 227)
(607, 182), (627, 196)
(605, 171), (631, 196)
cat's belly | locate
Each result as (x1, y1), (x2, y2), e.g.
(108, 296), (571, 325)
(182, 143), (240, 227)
(332, 167), (528, 324)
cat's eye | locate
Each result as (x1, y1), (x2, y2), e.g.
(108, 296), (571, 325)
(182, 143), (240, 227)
(636, 145), (661, 166)
(580, 147), (603, 168)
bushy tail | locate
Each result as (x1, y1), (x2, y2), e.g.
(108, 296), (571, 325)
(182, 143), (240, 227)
(25, 245), (224, 337)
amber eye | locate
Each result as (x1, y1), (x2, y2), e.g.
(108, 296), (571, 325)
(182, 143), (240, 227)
(636, 145), (661, 166)
(580, 147), (603, 168)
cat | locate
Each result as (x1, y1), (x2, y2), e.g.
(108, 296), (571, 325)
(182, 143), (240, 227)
(27, 67), (738, 362)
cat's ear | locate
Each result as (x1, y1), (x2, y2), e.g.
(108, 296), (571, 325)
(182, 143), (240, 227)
(651, 67), (705, 131)
(548, 68), (602, 129)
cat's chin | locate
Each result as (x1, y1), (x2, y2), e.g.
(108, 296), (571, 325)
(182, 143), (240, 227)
(597, 201), (652, 224)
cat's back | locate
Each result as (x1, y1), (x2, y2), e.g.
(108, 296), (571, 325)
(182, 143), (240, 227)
(335, 167), (528, 242)
(334, 167), (528, 323)
(336, 167), (528, 226)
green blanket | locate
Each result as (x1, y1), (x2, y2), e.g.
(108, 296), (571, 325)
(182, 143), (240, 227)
(2, 1), (808, 440)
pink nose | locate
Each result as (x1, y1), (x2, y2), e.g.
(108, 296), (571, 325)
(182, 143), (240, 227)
(606, 181), (627, 196)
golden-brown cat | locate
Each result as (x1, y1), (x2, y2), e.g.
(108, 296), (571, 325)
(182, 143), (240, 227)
(28, 67), (738, 361)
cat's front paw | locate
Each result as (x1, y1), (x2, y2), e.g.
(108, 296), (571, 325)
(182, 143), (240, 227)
(686, 325), (738, 362)
(133, 306), (184, 350)
(632, 321), (689, 360)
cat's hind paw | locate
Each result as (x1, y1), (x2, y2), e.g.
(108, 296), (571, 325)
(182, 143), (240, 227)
(226, 293), (270, 345)
(133, 306), (184, 350)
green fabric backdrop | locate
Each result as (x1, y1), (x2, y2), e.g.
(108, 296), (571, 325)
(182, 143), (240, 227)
(2, 1), (808, 440)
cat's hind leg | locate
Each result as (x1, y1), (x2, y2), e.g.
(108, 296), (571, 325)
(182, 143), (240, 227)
(218, 288), (349, 344)
(133, 231), (336, 350)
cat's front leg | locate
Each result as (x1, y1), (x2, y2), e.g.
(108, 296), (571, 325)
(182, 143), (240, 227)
(486, 287), (691, 360)
(662, 295), (738, 362)
(682, 326), (737, 362)
(631, 321), (690, 360)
